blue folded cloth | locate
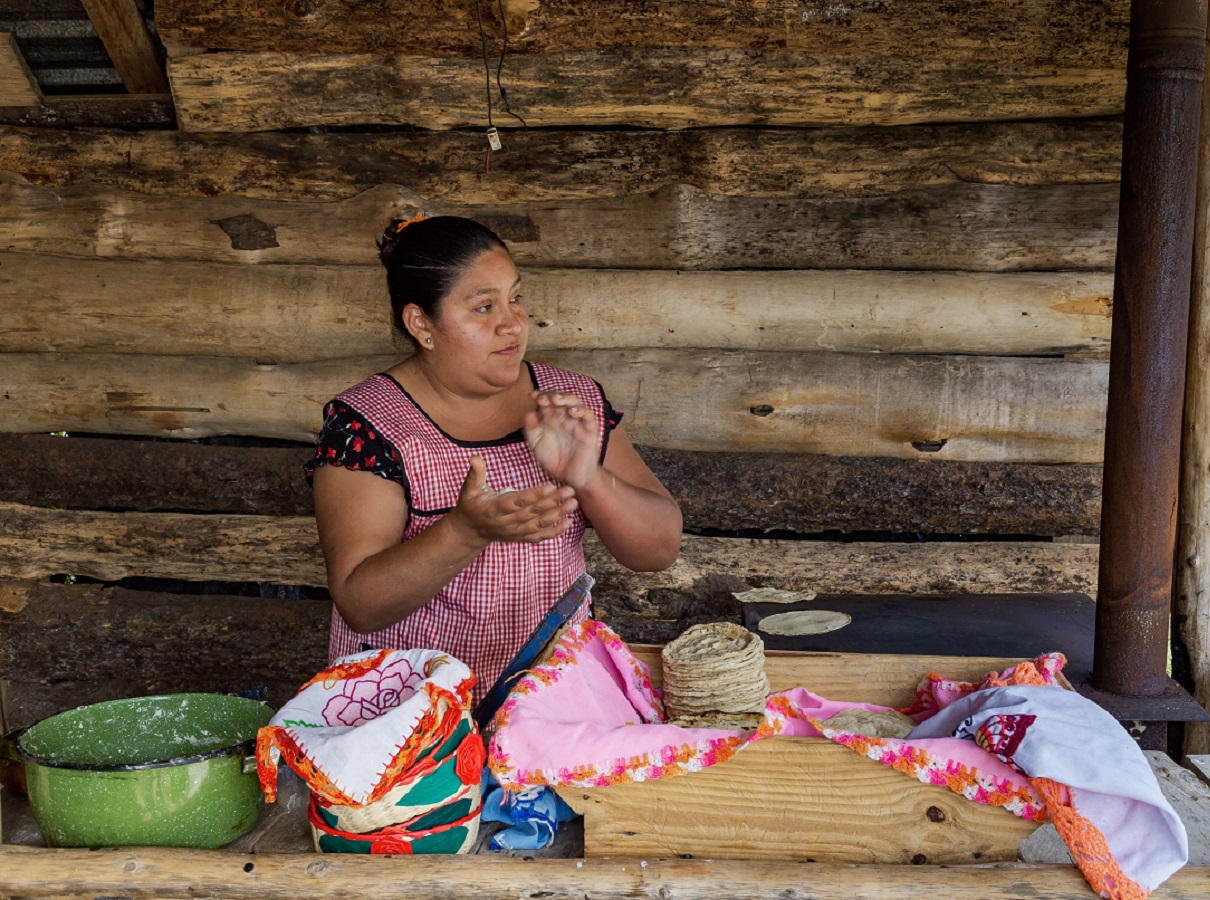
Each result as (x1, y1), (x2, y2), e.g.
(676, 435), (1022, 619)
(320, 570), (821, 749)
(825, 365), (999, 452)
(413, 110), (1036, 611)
(480, 770), (577, 851)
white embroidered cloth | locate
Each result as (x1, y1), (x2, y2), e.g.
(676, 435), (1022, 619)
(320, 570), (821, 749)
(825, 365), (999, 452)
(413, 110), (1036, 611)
(257, 648), (475, 806)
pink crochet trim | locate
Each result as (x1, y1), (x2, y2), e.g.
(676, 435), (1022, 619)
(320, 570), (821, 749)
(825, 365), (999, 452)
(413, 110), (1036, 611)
(489, 621), (755, 790)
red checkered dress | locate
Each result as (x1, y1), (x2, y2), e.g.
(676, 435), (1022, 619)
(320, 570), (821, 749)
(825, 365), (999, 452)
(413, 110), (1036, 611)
(323, 362), (613, 706)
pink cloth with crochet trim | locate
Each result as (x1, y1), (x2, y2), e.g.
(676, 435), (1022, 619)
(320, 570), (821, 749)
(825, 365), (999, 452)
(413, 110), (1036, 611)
(488, 621), (1036, 796)
(489, 621), (1185, 900)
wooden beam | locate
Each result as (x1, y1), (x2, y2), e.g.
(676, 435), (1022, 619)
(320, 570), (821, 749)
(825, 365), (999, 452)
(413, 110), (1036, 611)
(0, 34), (39, 107)
(564, 739), (1038, 864)
(166, 48), (1125, 132)
(2, 846), (1209, 900)
(0, 436), (1104, 537)
(155, 0), (1130, 62)
(1177, 21), (1210, 755)
(0, 95), (174, 129)
(0, 580), (1056, 727)
(0, 175), (1120, 271)
(0, 501), (1100, 596)
(0, 254), (1114, 360)
(4, 678), (257, 731)
(0, 350), (1110, 461)
(0, 581), (329, 695)
(0, 120), (1125, 204)
(79, 0), (169, 94)
(628, 646), (1063, 703)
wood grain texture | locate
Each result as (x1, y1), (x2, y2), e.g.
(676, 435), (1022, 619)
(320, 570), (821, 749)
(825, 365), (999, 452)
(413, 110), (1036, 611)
(0, 436), (1103, 537)
(0, 254), (1114, 360)
(155, 0), (1129, 61)
(0, 579), (1031, 723)
(0, 95), (175, 129)
(0, 581), (329, 723)
(79, 0), (169, 94)
(562, 738), (1038, 863)
(628, 645), (1048, 706)
(0, 121), (1124, 203)
(0, 350), (1109, 461)
(166, 49), (1124, 132)
(0, 34), (40, 106)
(0, 501), (1100, 596)
(1177, 54), (1210, 758)
(0, 174), (1120, 271)
(3, 846), (1208, 900)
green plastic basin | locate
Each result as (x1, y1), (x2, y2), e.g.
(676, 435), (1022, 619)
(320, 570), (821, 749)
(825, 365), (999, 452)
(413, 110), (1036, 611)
(11, 693), (272, 848)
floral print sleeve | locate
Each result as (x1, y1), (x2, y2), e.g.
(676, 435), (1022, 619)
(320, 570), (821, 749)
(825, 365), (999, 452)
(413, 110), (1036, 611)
(304, 402), (405, 486)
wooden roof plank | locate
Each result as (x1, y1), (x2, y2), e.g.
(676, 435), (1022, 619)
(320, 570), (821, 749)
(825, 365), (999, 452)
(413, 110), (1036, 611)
(0, 34), (41, 106)
(79, 0), (169, 94)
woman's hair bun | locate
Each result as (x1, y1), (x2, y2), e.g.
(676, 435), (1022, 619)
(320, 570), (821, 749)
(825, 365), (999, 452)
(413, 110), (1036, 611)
(378, 212), (427, 265)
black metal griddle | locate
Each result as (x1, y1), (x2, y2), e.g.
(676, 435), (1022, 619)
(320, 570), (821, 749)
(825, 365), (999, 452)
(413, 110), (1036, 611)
(741, 592), (1097, 685)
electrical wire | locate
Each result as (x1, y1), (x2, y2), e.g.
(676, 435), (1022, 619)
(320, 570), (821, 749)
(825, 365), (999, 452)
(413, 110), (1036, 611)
(495, 0), (527, 128)
(474, 0), (494, 128)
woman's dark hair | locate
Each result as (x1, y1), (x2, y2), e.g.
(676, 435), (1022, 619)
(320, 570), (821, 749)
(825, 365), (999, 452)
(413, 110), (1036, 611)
(378, 215), (509, 346)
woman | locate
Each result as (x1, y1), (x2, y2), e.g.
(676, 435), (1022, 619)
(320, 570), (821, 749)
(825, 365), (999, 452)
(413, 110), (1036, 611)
(308, 214), (683, 705)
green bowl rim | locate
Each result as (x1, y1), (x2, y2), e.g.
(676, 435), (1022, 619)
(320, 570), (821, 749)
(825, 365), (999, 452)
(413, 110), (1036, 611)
(15, 692), (269, 772)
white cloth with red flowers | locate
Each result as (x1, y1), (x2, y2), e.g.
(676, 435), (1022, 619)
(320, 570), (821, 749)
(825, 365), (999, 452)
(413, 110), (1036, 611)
(257, 648), (476, 806)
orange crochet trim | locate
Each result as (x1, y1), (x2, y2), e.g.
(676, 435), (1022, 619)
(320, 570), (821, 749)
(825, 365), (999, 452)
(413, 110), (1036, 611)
(256, 727), (359, 805)
(369, 687), (466, 803)
(489, 620), (747, 790)
(986, 660), (1051, 689)
(257, 684), (471, 807)
(296, 649), (395, 694)
(804, 707), (1045, 822)
(1033, 776), (1148, 900)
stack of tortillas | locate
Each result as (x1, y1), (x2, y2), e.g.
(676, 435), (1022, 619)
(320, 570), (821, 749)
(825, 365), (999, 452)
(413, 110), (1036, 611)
(661, 622), (771, 729)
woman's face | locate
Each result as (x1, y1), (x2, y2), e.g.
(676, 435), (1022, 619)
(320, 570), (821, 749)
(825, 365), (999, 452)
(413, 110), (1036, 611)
(422, 246), (529, 392)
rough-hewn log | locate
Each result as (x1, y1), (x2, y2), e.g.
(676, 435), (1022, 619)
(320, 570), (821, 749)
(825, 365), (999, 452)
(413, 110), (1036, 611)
(1178, 35), (1210, 756)
(0, 502), (1100, 596)
(0, 350), (1110, 461)
(0, 436), (1104, 537)
(0, 171), (1122, 270)
(156, 0), (1129, 62)
(0, 253), (1114, 359)
(0, 581), (329, 705)
(639, 448), (1103, 538)
(166, 49), (1125, 132)
(0, 121), (1124, 203)
(4, 846), (1209, 900)
(3, 678), (197, 730)
(0, 95), (176, 129)
(0, 175), (1120, 271)
(0, 436), (316, 516)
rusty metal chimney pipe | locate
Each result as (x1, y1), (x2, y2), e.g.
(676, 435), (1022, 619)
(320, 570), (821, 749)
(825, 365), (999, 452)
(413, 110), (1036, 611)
(1094, 0), (1208, 696)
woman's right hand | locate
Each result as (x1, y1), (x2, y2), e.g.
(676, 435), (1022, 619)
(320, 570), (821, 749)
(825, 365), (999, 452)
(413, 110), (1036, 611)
(449, 455), (578, 545)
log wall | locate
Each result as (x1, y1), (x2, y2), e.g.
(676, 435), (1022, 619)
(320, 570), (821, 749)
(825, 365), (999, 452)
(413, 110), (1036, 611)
(0, 2), (1129, 729)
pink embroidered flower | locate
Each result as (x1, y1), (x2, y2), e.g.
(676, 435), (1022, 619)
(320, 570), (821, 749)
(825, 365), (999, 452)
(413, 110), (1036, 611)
(322, 658), (424, 726)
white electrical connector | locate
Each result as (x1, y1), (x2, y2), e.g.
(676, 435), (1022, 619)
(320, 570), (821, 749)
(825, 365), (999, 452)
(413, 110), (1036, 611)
(486, 127), (502, 151)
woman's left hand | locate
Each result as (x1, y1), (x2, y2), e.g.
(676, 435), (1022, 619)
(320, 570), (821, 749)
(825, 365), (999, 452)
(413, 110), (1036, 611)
(523, 390), (599, 490)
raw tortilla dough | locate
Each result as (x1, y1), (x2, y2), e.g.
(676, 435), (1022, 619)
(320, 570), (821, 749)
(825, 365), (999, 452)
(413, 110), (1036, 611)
(820, 707), (916, 739)
(757, 609), (851, 636)
(732, 588), (818, 605)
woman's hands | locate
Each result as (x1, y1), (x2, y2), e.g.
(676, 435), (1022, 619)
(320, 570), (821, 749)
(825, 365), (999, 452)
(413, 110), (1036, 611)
(523, 390), (600, 490)
(449, 454), (579, 545)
